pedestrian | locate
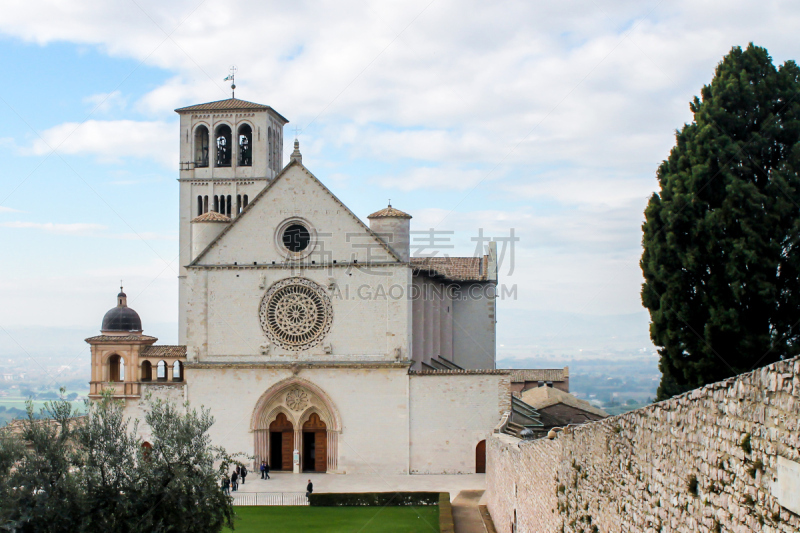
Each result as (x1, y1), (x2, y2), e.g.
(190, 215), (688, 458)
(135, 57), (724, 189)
(306, 479), (313, 499)
(231, 470), (239, 492)
(241, 464), (248, 484)
(222, 477), (230, 496)
(260, 461), (266, 479)
(264, 461), (270, 480)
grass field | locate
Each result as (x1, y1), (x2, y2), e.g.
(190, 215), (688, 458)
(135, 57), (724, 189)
(224, 506), (440, 533)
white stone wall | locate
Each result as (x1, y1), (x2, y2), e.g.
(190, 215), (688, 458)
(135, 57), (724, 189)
(452, 282), (496, 370)
(486, 356), (800, 533)
(409, 372), (509, 474)
(184, 365), (411, 475)
(124, 383), (186, 444)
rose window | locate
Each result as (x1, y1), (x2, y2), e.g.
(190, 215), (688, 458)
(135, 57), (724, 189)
(259, 278), (332, 351)
(285, 388), (309, 411)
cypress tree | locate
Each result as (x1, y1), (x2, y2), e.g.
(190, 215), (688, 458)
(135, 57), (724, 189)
(641, 44), (800, 400)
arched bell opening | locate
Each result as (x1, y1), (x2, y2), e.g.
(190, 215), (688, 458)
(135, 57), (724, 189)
(214, 124), (232, 167)
(238, 124), (252, 166)
(268, 412), (294, 471)
(108, 354), (124, 382)
(302, 413), (327, 473)
(194, 125), (209, 168)
(141, 360), (152, 382)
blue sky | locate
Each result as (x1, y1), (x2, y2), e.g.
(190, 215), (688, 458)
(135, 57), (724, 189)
(2, 0), (800, 368)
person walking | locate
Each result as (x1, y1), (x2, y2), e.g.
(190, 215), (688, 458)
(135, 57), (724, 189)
(260, 461), (266, 479)
(241, 464), (248, 484)
(306, 479), (313, 499)
(231, 470), (239, 492)
(222, 477), (230, 496)
(264, 461), (270, 480)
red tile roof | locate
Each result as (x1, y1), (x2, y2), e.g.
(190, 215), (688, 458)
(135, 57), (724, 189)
(174, 98), (289, 122)
(367, 205), (412, 219)
(141, 345), (187, 358)
(191, 211), (231, 223)
(411, 256), (489, 282)
(505, 368), (568, 383)
(85, 335), (158, 343)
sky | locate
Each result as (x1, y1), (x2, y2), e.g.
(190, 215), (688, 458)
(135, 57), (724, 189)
(2, 0), (800, 373)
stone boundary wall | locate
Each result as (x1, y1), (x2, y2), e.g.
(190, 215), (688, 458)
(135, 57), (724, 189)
(487, 357), (800, 533)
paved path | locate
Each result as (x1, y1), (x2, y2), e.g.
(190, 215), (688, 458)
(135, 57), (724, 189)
(452, 490), (487, 533)
(232, 472), (486, 502)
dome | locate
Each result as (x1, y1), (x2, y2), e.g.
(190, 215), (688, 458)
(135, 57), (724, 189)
(101, 289), (142, 333)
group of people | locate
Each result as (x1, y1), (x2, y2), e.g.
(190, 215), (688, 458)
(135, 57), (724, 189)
(221, 464), (248, 495)
(220, 462), (314, 500)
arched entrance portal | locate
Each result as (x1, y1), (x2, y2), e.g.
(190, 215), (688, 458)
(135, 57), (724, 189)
(269, 413), (294, 471)
(476, 440), (486, 473)
(302, 413), (327, 472)
(251, 378), (342, 474)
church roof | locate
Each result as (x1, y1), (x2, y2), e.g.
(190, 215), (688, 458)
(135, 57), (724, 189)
(367, 205), (412, 219)
(174, 98), (289, 122)
(521, 386), (608, 418)
(191, 211), (231, 223)
(141, 345), (187, 358)
(410, 256), (490, 282)
(506, 368), (568, 383)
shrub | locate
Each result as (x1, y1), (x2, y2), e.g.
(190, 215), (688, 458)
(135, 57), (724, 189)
(308, 492), (440, 507)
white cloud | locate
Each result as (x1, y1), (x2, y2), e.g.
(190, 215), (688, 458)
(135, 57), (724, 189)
(24, 120), (174, 167)
(83, 90), (127, 114)
(0, 221), (107, 235)
(0, 206), (22, 213)
(379, 166), (492, 191)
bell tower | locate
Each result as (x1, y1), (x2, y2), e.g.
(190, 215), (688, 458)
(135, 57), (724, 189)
(175, 97), (289, 345)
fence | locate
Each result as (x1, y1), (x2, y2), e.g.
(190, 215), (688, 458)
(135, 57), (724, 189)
(231, 492), (309, 506)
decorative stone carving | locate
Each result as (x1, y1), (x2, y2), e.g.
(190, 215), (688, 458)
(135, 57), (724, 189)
(285, 388), (309, 411)
(259, 277), (333, 351)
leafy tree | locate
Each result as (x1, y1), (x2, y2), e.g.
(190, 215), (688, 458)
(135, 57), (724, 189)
(0, 390), (239, 532)
(642, 44), (800, 400)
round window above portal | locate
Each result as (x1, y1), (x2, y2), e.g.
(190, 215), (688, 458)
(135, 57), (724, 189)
(276, 218), (316, 258)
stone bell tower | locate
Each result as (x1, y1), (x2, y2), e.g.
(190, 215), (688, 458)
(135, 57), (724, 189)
(175, 97), (289, 344)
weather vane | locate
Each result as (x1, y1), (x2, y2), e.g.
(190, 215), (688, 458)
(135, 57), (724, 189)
(294, 126), (300, 139)
(223, 65), (237, 98)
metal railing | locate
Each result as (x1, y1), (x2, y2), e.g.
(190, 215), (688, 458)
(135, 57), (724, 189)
(231, 492), (309, 506)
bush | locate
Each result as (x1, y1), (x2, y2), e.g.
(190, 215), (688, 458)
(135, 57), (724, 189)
(308, 492), (440, 507)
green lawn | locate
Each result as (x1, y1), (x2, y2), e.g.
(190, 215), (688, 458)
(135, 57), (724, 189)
(225, 506), (440, 533)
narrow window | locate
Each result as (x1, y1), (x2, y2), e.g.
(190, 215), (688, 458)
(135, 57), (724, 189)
(243, 194), (249, 208)
(197, 196), (203, 216)
(226, 195), (232, 216)
(141, 360), (152, 382)
(219, 195), (225, 215)
(214, 195), (219, 213)
(157, 361), (167, 381)
(237, 194), (242, 214)
(194, 125), (209, 167)
(204, 195), (209, 213)
(268, 128), (273, 170)
(172, 361), (184, 382)
(214, 124), (232, 167)
(108, 354), (123, 382)
(238, 124), (253, 166)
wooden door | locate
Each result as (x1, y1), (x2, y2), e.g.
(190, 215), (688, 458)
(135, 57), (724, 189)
(303, 414), (327, 473)
(476, 440), (486, 473)
(315, 430), (327, 472)
(281, 431), (293, 471)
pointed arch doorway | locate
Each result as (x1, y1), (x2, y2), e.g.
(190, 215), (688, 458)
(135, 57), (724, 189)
(269, 413), (294, 471)
(302, 413), (327, 472)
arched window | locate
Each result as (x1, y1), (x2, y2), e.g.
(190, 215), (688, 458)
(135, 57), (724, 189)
(204, 195), (209, 213)
(213, 195), (219, 213)
(243, 194), (249, 208)
(219, 195), (226, 215)
(172, 361), (184, 382)
(108, 354), (124, 382)
(237, 194), (242, 214)
(194, 125), (209, 168)
(157, 360), (167, 381)
(141, 360), (152, 382)
(215, 125), (232, 167)
(226, 195), (232, 217)
(238, 124), (252, 166)
(268, 128), (273, 170)
(197, 196), (203, 216)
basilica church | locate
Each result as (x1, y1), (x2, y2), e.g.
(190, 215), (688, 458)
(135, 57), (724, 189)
(86, 97), (511, 475)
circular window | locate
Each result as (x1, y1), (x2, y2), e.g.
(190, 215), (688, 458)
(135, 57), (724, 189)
(282, 224), (310, 252)
(259, 278), (333, 351)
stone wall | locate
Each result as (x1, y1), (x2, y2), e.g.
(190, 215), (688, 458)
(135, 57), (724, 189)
(487, 357), (800, 533)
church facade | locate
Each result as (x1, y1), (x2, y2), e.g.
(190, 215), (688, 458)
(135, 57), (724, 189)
(86, 98), (509, 475)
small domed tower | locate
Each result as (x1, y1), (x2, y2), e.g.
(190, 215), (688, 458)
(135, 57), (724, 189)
(87, 286), (185, 401)
(190, 210), (231, 261)
(367, 204), (412, 262)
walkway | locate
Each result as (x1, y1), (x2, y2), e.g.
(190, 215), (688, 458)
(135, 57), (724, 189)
(452, 490), (488, 533)
(233, 472), (486, 502)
